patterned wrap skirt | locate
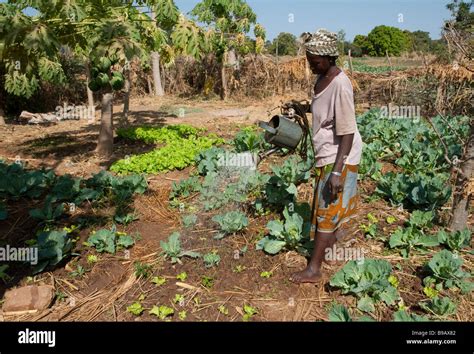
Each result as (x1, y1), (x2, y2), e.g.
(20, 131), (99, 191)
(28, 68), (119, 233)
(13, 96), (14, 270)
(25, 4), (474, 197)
(310, 164), (359, 236)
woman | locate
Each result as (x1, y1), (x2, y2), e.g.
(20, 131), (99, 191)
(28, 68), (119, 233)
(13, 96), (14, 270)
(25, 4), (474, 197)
(290, 29), (363, 283)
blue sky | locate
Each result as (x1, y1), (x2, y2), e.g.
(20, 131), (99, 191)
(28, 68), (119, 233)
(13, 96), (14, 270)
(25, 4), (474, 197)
(175, 0), (453, 41)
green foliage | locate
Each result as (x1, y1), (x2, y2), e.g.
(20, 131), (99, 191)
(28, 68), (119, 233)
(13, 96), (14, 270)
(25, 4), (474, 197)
(365, 25), (411, 56)
(211, 210), (248, 238)
(151, 276), (166, 286)
(195, 146), (226, 176)
(388, 211), (438, 257)
(34, 230), (74, 274)
(265, 156), (311, 207)
(127, 302), (144, 316)
(257, 205), (310, 255)
(134, 262), (153, 279)
(170, 176), (201, 200)
(182, 214), (198, 228)
(423, 250), (472, 294)
(86, 227), (135, 254)
(160, 232), (201, 264)
(436, 228), (471, 251)
(232, 127), (268, 152)
(150, 305), (174, 320)
(201, 275), (214, 288)
(203, 251), (221, 268)
(329, 259), (399, 313)
(266, 32), (299, 56)
(392, 310), (429, 322)
(419, 296), (457, 317)
(111, 126), (223, 174)
(327, 303), (375, 322)
(242, 304), (258, 322)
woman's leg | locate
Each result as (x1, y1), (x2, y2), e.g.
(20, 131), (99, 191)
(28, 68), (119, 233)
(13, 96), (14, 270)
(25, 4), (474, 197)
(290, 230), (337, 283)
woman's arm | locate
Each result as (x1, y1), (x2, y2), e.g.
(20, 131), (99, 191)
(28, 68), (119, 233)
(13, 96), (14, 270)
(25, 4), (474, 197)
(328, 133), (354, 201)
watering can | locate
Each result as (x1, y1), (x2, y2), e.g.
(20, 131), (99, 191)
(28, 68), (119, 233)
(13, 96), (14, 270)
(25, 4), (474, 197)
(259, 115), (303, 150)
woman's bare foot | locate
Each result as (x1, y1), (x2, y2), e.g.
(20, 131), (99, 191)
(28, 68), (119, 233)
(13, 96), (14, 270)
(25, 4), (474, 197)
(289, 266), (322, 283)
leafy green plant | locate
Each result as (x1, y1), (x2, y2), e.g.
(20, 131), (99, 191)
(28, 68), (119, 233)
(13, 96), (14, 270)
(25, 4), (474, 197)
(265, 156), (311, 206)
(173, 294), (185, 304)
(257, 206), (310, 255)
(34, 229), (74, 274)
(242, 304), (258, 322)
(86, 227), (135, 254)
(69, 265), (87, 278)
(392, 310), (429, 322)
(388, 210), (437, 257)
(178, 311), (187, 320)
(29, 201), (64, 224)
(127, 302), (144, 316)
(151, 276), (166, 286)
(218, 305), (229, 315)
(195, 146), (227, 176)
(327, 303), (375, 322)
(436, 228), (471, 251)
(111, 134), (223, 174)
(182, 214), (198, 228)
(212, 211), (248, 239)
(419, 296), (457, 317)
(233, 265), (246, 273)
(329, 259), (399, 313)
(260, 271), (272, 278)
(423, 250), (472, 294)
(149, 305), (174, 320)
(160, 232), (201, 264)
(176, 272), (188, 281)
(169, 176), (201, 200)
(201, 276), (214, 288)
(203, 251), (221, 268)
(134, 261), (153, 279)
(232, 127), (268, 153)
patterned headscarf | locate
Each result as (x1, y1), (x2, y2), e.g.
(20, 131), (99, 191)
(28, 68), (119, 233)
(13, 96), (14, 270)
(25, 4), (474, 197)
(300, 29), (339, 57)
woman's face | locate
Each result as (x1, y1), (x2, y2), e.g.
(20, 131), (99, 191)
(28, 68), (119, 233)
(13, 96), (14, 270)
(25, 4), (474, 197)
(306, 53), (331, 75)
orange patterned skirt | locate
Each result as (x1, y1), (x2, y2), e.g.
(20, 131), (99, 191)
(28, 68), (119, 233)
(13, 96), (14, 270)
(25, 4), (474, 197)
(310, 164), (359, 237)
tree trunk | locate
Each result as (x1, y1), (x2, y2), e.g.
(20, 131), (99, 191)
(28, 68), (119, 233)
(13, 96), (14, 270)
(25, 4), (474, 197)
(147, 75), (153, 95)
(85, 61), (95, 109)
(151, 51), (164, 96)
(0, 108), (5, 125)
(96, 92), (114, 158)
(122, 62), (131, 125)
(450, 121), (474, 231)
(220, 51), (228, 100)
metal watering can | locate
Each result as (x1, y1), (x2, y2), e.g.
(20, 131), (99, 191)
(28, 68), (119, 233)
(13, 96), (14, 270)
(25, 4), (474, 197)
(259, 115), (303, 150)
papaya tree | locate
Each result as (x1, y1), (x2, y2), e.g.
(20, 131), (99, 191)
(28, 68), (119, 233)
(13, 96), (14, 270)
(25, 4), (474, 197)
(135, 0), (179, 97)
(190, 0), (265, 100)
(0, 1), (67, 100)
(82, 2), (142, 158)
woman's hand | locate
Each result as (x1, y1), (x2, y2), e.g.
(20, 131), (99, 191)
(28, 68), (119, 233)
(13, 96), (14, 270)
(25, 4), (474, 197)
(328, 173), (343, 202)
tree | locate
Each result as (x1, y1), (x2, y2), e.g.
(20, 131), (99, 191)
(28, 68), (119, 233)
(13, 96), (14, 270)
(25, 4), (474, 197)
(190, 0), (265, 100)
(365, 25), (411, 56)
(0, 2), (67, 100)
(140, 0), (179, 97)
(352, 34), (371, 56)
(268, 32), (298, 56)
(445, 0), (473, 231)
(409, 30), (432, 53)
